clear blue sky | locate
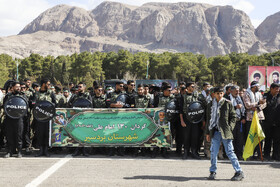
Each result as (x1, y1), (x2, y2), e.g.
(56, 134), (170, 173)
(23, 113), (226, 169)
(0, 0), (279, 37)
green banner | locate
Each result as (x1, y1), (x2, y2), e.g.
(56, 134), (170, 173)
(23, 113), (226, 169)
(51, 108), (171, 147)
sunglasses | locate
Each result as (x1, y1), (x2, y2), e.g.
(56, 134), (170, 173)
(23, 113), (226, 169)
(21, 87), (26, 89)
(78, 86), (83, 88)
(119, 85), (124, 87)
(130, 84), (135, 87)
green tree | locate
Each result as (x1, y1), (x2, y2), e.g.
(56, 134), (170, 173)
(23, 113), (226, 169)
(209, 55), (234, 85)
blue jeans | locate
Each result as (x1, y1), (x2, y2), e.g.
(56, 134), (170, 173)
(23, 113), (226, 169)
(210, 131), (242, 173)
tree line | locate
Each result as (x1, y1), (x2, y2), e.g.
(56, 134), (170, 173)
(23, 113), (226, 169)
(0, 50), (279, 88)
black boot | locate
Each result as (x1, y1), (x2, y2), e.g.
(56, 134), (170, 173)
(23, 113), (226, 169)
(182, 149), (188, 160)
(82, 147), (89, 157)
(36, 146), (44, 157)
(117, 147), (125, 156)
(44, 146), (50, 157)
(162, 148), (169, 159)
(25, 147), (32, 155)
(151, 147), (158, 158)
(72, 148), (80, 156)
(4, 152), (11, 158)
(17, 148), (22, 158)
(176, 144), (182, 156)
(107, 147), (115, 156)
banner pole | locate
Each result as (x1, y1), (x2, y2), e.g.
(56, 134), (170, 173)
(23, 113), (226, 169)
(258, 137), (263, 162)
(49, 120), (52, 147)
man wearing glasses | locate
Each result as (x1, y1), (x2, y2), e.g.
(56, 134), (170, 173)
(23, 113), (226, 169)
(92, 85), (107, 108)
(179, 82), (206, 160)
(68, 82), (92, 108)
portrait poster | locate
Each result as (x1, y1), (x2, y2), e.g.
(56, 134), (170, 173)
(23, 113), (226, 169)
(267, 66), (280, 87)
(248, 66), (266, 91)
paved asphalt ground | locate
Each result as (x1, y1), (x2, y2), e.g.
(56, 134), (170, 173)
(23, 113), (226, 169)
(0, 149), (280, 187)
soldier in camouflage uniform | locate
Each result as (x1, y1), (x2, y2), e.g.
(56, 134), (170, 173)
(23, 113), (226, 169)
(68, 82), (92, 156)
(153, 84), (174, 158)
(3, 81), (28, 158)
(131, 84), (152, 108)
(24, 78), (35, 94)
(55, 86), (67, 108)
(68, 82), (92, 108)
(106, 81), (126, 156)
(92, 85), (107, 108)
(92, 85), (107, 155)
(126, 80), (137, 103)
(179, 82), (206, 159)
(129, 84), (152, 157)
(34, 78), (56, 157)
(106, 81), (125, 108)
(63, 88), (71, 104)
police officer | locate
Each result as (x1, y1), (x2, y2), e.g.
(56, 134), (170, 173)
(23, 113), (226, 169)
(68, 82), (92, 156)
(153, 84), (174, 158)
(34, 78), (56, 157)
(174, 82), (186, 156)
(3, 81), (27, 158)
(92, 85), (107, 108)
(179, 82), (206, 159)
(106, 81), (126, 156)
(20, 82), (32, 154)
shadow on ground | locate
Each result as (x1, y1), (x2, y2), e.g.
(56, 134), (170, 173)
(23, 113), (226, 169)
(123, 175), (231, 182)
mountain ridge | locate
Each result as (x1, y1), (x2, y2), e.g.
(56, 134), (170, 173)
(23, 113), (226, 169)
(0, 1), (279, 58)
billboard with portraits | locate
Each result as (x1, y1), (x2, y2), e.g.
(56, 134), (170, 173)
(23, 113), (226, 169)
(248, 66), (266, 91)
(267, 66), (280, 87)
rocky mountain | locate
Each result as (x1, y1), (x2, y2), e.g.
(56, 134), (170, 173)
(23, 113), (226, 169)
(0, 1), (279, 58)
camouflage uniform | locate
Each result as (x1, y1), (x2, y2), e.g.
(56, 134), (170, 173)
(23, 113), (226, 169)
(56, 93), (67, 108)
(131, 94), (151, 108)
(92, 94), (107, 108)
(106, 90), (124, 107)
(154, 93), (175, 108)
(68, 92), (92, 108)
(22, 89), (33, 150)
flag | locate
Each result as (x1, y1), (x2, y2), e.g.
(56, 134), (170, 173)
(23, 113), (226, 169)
(243, 111), (265, 161)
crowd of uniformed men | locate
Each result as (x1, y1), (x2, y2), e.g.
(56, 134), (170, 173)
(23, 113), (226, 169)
(0, 78), (279, 161)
